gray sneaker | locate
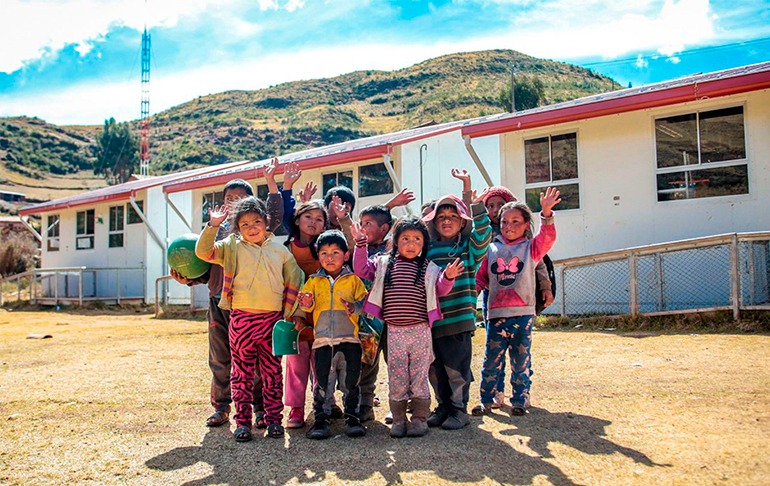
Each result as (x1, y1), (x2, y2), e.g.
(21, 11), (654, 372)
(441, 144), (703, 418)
(441, 410), (470, 430)
(427, 406), (449, 427)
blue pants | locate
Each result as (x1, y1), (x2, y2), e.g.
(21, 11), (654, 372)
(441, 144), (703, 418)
(479, 315), (533, 407)
(481, 289), (506, 395)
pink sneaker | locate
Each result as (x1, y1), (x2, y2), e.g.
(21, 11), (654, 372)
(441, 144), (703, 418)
(287, 407), (305, 429)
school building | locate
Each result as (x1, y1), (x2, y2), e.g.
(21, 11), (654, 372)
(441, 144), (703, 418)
(17, 61), (770, 307)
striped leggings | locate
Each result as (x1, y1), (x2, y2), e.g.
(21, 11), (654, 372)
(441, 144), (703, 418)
(229, 309), (283, 427)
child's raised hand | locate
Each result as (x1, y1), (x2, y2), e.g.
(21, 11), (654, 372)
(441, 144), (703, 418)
(283, 161), (302, 190)
(208, 205), (229, 227)
(472, 186), (490, 204)
(451, 168), (472, 192)
(330, 194), (349, 219)
(444, 258), (465, 280)
(264, 157), (278, 182)
(386, 187), (415, 209)
(540, 187), (561, 217)
(350, 222), (368, 246)
(298, 292), (314, 309)
(298, 181), (317, 203)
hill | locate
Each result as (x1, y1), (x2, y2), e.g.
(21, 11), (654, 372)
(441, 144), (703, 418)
(0, 49), (619, 212)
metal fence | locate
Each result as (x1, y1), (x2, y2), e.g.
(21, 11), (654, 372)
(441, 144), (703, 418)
(545, 232), (770, 319)
(0, 266), (145, 306)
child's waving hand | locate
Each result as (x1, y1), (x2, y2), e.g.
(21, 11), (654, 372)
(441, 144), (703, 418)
(444, 258), (465, 280)
(283, 161), (302, 191)
(298, 180), (318, 203)
(350, 222), (368, 246)
(472, 186), (491, 204)
(540, 187), (561, 217)
(451, 168), (472, 192)
(208, 205), (229, 227)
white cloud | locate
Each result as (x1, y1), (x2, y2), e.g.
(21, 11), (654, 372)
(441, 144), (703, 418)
(635, 54), (649, 68)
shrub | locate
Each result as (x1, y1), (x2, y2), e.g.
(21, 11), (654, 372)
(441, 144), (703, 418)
(0, 231), (38, 277)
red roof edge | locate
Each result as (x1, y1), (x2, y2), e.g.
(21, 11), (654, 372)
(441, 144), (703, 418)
(462, 70), (770, 139)
(165, 144), (390, 194)
(19, 191), (131, 216)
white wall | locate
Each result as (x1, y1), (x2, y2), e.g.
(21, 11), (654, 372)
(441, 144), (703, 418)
(500, 89), (770, 260)
(400, 130), (502, 213)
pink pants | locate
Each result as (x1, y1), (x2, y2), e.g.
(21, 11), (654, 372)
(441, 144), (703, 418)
(387, 322), (433, 402)
(283, 340), (312, 408)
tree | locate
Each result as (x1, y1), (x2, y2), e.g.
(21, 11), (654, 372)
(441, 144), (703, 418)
(498, 75), (545, 112)
(94, 118), (139, 185)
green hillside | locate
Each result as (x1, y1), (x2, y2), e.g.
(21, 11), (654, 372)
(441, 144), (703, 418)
(0, 49), (619, 212)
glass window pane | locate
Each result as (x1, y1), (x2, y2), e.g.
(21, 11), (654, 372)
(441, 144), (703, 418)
(655, 113), (697, 168)
(86, 210), (94, 234)
(77, 212), (84, 235)
(323, 171), (353, 196)
(109, 234), (124, 248)
(201, 193), (222, 226)
(127, 201), (145, 224)
(656, 165), (748, 201)
(109, 206), (124, 232)
(47, 215), (59, 238)
(257, 184), (269, 200)
(551, 133), (578, 181)
(359, 163), (394, 197)
(700, 106), (745, 163)
(525, 183), (580, 212)
(525, 137), (550, 183)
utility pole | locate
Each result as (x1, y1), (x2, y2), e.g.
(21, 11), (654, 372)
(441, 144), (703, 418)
(139, 26), (151, 177)
(510, 64), (516, 113)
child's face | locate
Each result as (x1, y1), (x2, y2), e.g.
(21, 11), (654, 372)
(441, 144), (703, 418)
(318, 243), (348, 277)
(396, 229), (424, 260)
(237, 212), (267, 245)
(434, 207), (464, 240)
(224, 187), (249, 210)
(485, 196), (507, 225)
(499, 208), (529, 242)
(297, 209), (325, 239)
(360, 215), (389, 245)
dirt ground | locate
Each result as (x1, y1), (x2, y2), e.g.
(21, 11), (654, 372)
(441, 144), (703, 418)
(1, 308), (769, 485)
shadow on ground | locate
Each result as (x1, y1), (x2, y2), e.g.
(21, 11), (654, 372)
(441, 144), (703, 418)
(145, 407), (668, 485)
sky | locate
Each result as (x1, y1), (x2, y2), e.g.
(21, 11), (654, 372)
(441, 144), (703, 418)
(1, 0), (769, 126)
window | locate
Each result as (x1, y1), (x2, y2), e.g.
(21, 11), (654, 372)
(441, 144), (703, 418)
(257, 184), (270, 201)
(202, 191), (224, 228)
(108, 205), (124, 248)
(76, 209), (95, 250)
(46, 214), (60, 252)
(358, 163), (394, 198)
(322, 170), (353, 197)
(524, 132), (580, 211)
(655, 106), (748, 201)
(127, 200), (144, 224)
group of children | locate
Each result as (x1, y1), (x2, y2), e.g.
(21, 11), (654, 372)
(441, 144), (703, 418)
(185, 158), (560, 442)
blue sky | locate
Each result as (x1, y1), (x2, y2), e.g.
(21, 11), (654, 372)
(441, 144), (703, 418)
(1, 0), (769, 126)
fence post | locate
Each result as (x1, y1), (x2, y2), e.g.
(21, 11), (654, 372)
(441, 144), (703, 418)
(54, 272), (59, 306)
(559, 265), (566, 317)
(655, 253), (664, 312)
(78, 268), (84, 306)
(629, 253), (638, 316)
(116, 269), (121, 305)
(730, 234), (740, 320)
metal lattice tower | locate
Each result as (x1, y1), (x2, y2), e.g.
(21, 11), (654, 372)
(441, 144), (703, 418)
(139, 27), (151, 177)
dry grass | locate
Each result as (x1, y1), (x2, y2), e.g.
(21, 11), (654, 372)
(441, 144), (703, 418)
(1, 308), (769, 485)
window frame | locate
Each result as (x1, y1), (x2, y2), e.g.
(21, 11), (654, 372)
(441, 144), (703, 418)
(322, 170), (354, 197)
(523, 131), (580, 212)
(654, 104), (749, 202)
(127, 200), (144, 224)
(108, 205), (125, 248)
(46, 214), (60, 252)
(201, 190), (224, 229)
(358, 162), (395, 198)
(75, 209), (95, 250)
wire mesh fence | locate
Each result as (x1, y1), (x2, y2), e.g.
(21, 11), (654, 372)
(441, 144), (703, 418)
(545, 232), (770, 318)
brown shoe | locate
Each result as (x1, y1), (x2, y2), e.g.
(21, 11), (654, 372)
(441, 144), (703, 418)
(206, 410), (229, 427)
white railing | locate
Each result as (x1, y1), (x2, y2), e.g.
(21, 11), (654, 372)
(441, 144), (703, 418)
(547, 232), (770, 319)
(0, 266), (146, 306)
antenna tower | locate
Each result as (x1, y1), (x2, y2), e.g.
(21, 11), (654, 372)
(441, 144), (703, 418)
(139, 27), (151, 176)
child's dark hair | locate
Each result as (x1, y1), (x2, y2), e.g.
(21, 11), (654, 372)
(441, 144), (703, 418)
(385, 216), (430, 288)
(315, 229), (348, 254)
(499, 201), (534, 239)
(421, 199), (436, 216)
(323, 185), (356, 212)
(284, 200), (328, 258)
(223, 178), (254, 197)
(359, 204), (393, 229)
(230, 196), (268, 233)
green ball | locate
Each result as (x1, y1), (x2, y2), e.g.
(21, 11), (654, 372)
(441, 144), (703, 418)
(168, 233), (210, 279)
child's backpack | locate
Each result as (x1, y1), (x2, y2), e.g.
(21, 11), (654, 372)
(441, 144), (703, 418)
(535, 254), (556, 315)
